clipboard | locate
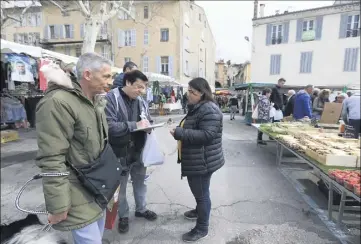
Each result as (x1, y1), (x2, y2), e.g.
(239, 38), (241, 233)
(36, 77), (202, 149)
(131, 122), (165, 132)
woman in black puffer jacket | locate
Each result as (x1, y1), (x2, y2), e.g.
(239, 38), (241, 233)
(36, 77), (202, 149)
(170, 78), (224, 242)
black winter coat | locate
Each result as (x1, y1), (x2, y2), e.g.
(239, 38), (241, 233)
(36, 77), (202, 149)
(270, 86), (284, 110)
(284, 95), (295, 117)
(174, 101), (224, 177)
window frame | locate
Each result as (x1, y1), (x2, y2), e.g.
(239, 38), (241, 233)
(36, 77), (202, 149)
(346, 14), (360, 38)
(160, 28), (169, 42)
(271, 23), (284, 45)
(144, 29), (149, 45)
(144, 6), (149, 19)
(142, 56), (149, 73)
(124, 30), (131, 46)
(49, 25), (55, 39)
(64, 24), (71, 38)
(75, 46), (81, 57)
(302, 19), (315, 32)
(160, 56), (169, 75)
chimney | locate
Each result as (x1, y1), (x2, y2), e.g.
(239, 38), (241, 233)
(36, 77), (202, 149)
(260, 4), (265, 18)
(253, 0), (258, 19)
(275, 10), (280, 15)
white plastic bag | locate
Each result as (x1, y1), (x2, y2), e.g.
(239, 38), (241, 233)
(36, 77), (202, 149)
(141, 132), (164, 167)
(251, 105), (259, 119)
(274, 109), (284, 121)
(269, 107), (276, 118)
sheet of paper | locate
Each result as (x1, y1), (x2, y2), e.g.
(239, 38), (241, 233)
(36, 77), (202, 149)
(131, 122), (165, 132)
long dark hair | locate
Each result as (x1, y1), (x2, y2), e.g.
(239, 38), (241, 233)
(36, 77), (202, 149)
(188, 77), (215, 102)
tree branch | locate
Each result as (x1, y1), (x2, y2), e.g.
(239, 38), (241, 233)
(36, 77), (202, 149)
(21, 0), (36, 15)
(78, 0), (90, 17)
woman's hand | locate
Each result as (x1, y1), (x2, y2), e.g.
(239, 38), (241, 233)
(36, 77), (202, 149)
(170, 128), (175, 137)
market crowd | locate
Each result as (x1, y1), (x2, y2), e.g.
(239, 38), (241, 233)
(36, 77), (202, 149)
(34, 53), (224, 243)
(255, 78), (360, 144)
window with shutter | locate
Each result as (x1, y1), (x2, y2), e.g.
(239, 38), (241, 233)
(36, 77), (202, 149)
(64, 46), (71, 55)
(300, 52), (313, 73)
(144, 6), (149, 19)
(80, 24), (85, 39)
(343, 47), (359, 72)
(75, 46), (81, 57)
(131, 29), (136, 46)
(36, 12), (41, 26)
(270, 24), (284, 44)
(124, 57), (131, 63)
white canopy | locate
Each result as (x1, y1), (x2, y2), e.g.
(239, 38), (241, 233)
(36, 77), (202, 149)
(1, 39), (42, 58)
(144, 72), (182, 86)
(42, 49), (79, 65)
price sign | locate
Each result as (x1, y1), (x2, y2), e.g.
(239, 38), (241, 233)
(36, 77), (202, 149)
(343, 125), (356, 139)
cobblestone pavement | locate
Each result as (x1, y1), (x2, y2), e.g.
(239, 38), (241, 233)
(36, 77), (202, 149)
(1, 114), (355, 243)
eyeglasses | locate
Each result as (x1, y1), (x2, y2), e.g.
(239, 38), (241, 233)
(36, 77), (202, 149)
(187, 89), (197, 95)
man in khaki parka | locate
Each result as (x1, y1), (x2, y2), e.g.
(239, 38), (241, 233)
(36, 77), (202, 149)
(36, 53), (112, 244)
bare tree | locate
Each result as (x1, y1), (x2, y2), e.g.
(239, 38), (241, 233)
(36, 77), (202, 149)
(1, 0), (37, 29)
(42, 0), (135, 54)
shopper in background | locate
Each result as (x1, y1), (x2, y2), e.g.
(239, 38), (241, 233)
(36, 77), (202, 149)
(257, 88), (272, 145)
(312, 89), (330, 120)
(270, 78), (286, 122)
(347, 91), (352, 98)
(342, 92), (361, 138)
(284, 89), (296, 117)
(228, 95), (239, 120)
(36, 53), (112, 243)
(311, 88), (320, 104)
(112, 61), (138, 89)
(334, 93), (347, 103)
(170, 78), (224, 242)
(293, 84), (313, 120)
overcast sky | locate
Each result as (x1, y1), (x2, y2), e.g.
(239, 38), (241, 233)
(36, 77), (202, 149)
(196, 1), (334, 64)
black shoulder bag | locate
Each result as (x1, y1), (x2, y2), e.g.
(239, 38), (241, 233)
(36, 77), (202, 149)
(66, 122), (121, 210)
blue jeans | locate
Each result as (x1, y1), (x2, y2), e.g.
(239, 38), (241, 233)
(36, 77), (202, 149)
(71, 211), (106, 244)
(118, 162), (147, 218)
(187, 173), (212, 232)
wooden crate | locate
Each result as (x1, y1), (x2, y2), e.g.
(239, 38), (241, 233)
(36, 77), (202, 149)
(1, 130), (19, 144)
(305, 148), (357, 167)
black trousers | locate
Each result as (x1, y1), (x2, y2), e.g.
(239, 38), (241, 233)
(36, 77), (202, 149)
(348, 119), (361, 138)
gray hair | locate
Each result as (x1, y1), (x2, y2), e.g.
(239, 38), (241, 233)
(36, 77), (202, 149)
(288, 89), (295, 96)
(76, 52), (111, 80)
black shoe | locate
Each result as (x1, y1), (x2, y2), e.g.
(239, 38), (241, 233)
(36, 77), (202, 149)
(182, 228), (208, 242)
(135, 210), (157, 221)
(118, 217), (129, 233)
(257, 140), (267, 145)
(184, 209), (198, 220)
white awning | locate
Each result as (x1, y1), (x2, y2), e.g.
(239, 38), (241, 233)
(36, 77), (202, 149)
(144, 72), (182, 86)
(1, 39), (42, 58)
(42, 49), (79, 65)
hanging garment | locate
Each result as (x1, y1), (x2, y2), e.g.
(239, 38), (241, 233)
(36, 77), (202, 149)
(39, 59), (51, 91)
(5, 54), (35, 83)
(146, 87), (153, 102)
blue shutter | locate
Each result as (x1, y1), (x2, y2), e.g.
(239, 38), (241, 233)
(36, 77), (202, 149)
(315, 16), (323, 40)
(59, 25), (64, 39)
(339, 14), (348, 39)
(131, 29), (136, 46)
(80, 24), (84, 38)
(266, 24), (272, 45)
(168, 56), (173, 77)
(307, 52), (313, 73)
(276, 55), (281, 74)
(283, 21), (290, 43)
(269, 55), (274, 75)
(70, 24), (74, 38)
(300, 53), (305, 73)
(43, 25), (48, 39)
(156, 56), (161, 73)
(350, 48), (359, 71)
(118, 29), (124, 47)
(343, 48), (350, 71)
(296, 19), (303, 42)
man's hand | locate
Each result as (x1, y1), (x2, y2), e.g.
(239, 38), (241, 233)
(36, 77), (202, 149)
(136, 119), (150, 129)
(48, 211), (68, 225)
(170, 128), (175, 137)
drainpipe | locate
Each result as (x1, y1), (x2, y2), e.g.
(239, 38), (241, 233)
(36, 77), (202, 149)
(253, 0), (258, 19)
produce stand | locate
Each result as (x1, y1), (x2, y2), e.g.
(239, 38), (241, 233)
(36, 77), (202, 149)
(252, 123), (361, 228)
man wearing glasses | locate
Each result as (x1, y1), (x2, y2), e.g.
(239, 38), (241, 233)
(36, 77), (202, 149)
(104, 70), (158, 234)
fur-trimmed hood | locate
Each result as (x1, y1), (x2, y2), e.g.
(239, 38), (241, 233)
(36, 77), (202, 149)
(40, 62), (74, 89)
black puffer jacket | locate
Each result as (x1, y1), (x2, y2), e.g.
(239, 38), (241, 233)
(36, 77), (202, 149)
(174, 101), (224, 177)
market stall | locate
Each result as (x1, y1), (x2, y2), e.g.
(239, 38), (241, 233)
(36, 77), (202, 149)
(253, 122), (360, 227)
(144, 72), (185, 115)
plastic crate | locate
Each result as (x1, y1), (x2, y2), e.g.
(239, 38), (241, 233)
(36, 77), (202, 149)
(1, 130), (19, 144)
